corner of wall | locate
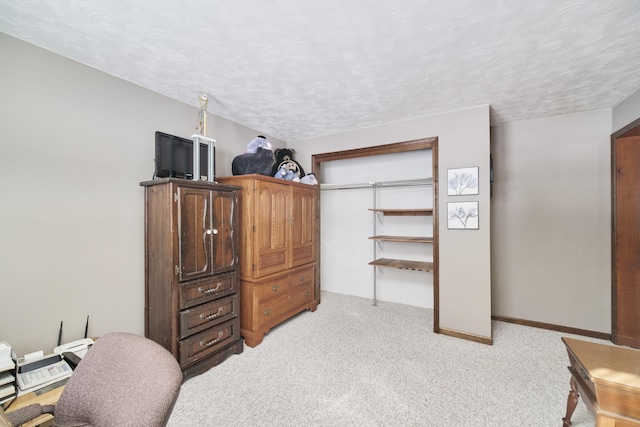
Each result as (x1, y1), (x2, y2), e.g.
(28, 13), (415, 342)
(613, 87), (640, 133)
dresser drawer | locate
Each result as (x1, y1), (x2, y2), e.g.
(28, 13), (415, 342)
(257, 283), (314, 328)
(288, 266), (314, 290)
(179, 271), (237, 309)
(179, 317), (240, 367)
(253, 266), (315, 303)
(179, 294), (238, 339)
(254, 275), (289, 303)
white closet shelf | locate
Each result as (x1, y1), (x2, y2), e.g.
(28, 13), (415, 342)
(369, 235), (433, 243)
(320, 178), (432, 191)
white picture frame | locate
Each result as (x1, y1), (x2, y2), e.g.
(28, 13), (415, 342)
(447, 201), (479, 230)
(448, 166), (479, 195)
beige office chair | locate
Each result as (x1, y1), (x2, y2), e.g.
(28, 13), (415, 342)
(7, 332), (183, 427)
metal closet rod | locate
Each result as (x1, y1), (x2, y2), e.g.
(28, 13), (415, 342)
(320, 177), (432, 191)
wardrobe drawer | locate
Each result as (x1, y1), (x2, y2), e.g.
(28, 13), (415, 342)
(254, 275), (290, 303)
(180, 271), (237, 309)
(257, 283), (314, 328)
(179, 317), (240, 367)
(179, 294), (238, 339)
(288, 266), (314, 290)
(253, 266), (315, 303)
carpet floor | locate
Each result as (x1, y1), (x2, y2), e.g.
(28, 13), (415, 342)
(168, 291), (602, 426)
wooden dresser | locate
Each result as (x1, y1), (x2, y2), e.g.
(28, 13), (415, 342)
(141, 178), (243, 379)
(562, 337), (640, 427)
(218, 174), (318, 347)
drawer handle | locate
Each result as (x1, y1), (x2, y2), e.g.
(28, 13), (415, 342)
(304, 291), (310, 297)
(579, 367), (589, 381)
(264, 308), (271, 317)
(198, 282), (222, 294)
(200, 331), (224, 347)
(272, 285), (279, 292)
(200, 306), (224, 321)
(299, 276), (304, 281)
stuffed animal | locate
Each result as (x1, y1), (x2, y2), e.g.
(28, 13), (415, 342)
(231, 136), (276, 176)
(300, 173), (318, 185)
(274, 162), (301, 182)
(232, 147), (275, 176)
(245, 135), (273, 153)
(270, 148), (305, 179)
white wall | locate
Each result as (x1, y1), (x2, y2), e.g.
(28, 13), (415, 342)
(613, 87), (640, 132)
(490, 109), (612, 333)
(0, 33), (284, 357)
(292, 105), (492, 341)
(320, 150), (434, 308)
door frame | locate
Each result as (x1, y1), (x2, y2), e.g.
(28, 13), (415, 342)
(312, 137), (440, 331)
(611, 117), (640, 348)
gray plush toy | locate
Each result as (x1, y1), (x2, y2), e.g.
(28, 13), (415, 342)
(231, 136), (275, 176)
(245, 135), (273, 153)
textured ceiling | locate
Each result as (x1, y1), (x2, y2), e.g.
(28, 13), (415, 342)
(1, 1), (639, 142)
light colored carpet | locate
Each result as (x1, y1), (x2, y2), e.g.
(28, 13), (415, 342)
(168, 291), (602, 426)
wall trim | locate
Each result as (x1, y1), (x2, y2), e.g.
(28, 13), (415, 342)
(438, 328), (493, 345)
(491, 315), (611, 341)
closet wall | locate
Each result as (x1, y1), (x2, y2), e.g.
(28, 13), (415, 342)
(613, 87), (640, 133)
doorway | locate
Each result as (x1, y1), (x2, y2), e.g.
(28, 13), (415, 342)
(611, 118), (640, 348)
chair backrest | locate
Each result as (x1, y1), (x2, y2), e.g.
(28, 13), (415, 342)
(53, 332), (182, 427)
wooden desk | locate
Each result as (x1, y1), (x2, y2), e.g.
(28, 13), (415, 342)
(3, 379), (66, 427)
(562, 337), (640, 427)
(0, 407), (10, 427)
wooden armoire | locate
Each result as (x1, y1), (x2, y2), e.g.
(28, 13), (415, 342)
(611, 118), (640, 349)
(218, 174), (318, 347)
(141, 178), (244, 378)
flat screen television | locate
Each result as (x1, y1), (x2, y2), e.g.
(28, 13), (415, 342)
(154, 131), (214, 180)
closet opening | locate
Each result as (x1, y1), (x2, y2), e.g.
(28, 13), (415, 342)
(312, 137), (440, 332)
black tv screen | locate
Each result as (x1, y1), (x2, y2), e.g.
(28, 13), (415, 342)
(154, 131), (214, 180)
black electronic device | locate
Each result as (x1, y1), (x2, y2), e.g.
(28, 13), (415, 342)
(62, 352), (81, 370)
(154, 131), (215, 180)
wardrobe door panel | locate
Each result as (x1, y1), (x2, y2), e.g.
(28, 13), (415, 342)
(255, 180), (289, 277)
(290, 185), (316, 268)
(211, 190), (238, 274)
(178, 187), (211, 282)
